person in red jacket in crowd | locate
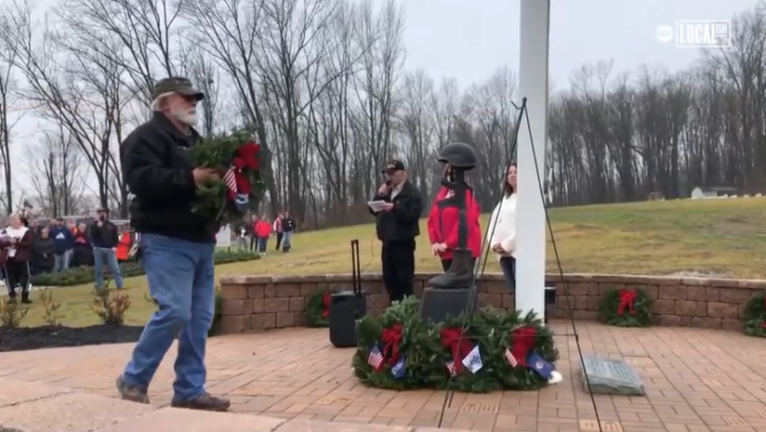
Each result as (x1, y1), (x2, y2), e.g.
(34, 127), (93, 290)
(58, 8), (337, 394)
(255, 216), (272, 255)
(426, 168), (482, 272)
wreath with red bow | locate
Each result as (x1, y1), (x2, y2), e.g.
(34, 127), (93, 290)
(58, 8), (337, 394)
(187, 131), (267, 225)
(599, 287), (652, 327)
(306, 290), (333, 327)
(741, 292), (766, 338)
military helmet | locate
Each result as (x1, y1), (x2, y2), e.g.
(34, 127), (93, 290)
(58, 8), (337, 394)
(437, 142), (477, 170)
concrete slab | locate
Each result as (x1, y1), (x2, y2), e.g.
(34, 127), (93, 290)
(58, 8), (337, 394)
(98, 407), (285, 432)
(274, 420), (412, 432)
(0, 392), (155, 432)
(0, 377), (70, 408)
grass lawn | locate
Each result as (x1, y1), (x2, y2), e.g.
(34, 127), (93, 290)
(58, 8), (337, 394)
(14, 197), (766, 328)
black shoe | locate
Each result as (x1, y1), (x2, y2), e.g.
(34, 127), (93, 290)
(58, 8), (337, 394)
(171, 392), (230, 412)
(428, 248), (475, 289)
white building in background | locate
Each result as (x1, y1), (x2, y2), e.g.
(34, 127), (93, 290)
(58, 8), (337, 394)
(690, 186), (739, 199)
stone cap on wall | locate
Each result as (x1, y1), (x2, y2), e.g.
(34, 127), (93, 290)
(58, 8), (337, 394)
(219, 272), (766, 289)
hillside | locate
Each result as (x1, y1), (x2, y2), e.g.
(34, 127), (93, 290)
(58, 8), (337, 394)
(251, 197), (766, 279)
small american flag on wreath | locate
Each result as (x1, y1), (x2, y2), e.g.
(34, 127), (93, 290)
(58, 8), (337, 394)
(367, 345), (384, 371)
(504, 348), (518, 367)
(445, 359), (457, 377)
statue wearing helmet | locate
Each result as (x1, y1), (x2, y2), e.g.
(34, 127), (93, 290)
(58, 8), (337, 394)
(427, 142), (477, 289)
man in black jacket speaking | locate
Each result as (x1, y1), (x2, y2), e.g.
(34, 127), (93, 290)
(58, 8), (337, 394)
(369, 159), (423, 303)
(115, 77), (229, 412)
(89, 207), (123, 290)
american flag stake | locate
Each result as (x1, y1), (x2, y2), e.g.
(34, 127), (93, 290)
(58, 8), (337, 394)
(445, 360), (457, 377)
(504, 348), (518, 367)
(223, 167), (237, 192)
(367, 346), (384, 371)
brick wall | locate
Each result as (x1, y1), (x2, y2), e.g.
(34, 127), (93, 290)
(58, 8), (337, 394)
(218, 273), (766, 334)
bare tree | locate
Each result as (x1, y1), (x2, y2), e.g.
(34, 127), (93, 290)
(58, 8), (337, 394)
(0, 18), (22, 214)
(29, 128), (85, 216)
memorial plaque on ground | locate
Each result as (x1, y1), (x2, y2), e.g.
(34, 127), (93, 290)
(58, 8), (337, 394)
(581, 355), (645, 396)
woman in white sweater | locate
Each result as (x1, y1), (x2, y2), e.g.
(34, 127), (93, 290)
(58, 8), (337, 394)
(486, 164), (517, 289)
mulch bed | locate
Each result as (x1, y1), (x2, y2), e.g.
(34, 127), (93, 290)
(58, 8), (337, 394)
(0, 325), (144, 352)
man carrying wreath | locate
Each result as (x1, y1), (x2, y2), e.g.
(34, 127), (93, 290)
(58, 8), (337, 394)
(116, 77), (230, 411)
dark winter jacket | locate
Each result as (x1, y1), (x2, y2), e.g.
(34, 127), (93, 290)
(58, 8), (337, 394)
(32, 235), (55, 269)
(369, 181), (422, 244)
(121, 112), (215, 243)
(89, 219), (120, 249)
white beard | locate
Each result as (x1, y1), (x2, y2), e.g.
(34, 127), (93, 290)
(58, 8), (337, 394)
(174, 109), (198, 126)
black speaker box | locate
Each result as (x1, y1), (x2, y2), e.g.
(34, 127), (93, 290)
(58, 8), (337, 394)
(329, 291), (367, 348)
(419, 287), (477, 323)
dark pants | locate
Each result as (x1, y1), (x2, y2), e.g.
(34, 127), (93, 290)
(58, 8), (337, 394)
(249, 236), (257, 251)
(381, 241), (415, 303)
(499, 256), (516, 290)
(275, 233), (283, 250)
(440, 258), (476, 272)
(5, 260), (30, 299)
(258, 237), (268, 253)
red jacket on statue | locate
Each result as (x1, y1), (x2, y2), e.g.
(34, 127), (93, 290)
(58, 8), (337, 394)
(426, 186), (482, 260)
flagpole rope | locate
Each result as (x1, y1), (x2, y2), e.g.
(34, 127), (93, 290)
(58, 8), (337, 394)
(435, 99), (603, 432)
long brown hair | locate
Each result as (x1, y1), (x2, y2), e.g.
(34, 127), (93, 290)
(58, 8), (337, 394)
(503, 163), (517, 197)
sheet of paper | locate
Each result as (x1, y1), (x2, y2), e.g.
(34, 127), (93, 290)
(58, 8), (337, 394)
(367, 200), (388, 212)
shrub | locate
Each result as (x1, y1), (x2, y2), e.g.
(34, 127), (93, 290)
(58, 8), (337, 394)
(0, 299), (29, 328)
(91, 284), (131, 325)
(38, 289), (63, 326)
(31, 250), (260, 287)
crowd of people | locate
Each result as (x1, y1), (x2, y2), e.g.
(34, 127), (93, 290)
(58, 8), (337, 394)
(370, 158), (518, 303)
(232, 212), (296, 254)
(0, 208), (130, 303)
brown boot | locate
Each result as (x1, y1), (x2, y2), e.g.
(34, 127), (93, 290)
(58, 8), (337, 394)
(171, 392), (230, 412)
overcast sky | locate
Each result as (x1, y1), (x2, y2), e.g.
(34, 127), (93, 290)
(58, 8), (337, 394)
(9, 0), (759, 196)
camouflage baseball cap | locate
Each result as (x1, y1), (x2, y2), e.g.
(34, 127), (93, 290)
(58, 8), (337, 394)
(151, 77), (205, 101)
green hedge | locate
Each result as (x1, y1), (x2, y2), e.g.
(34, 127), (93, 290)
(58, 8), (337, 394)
(31, 250), (261, 287)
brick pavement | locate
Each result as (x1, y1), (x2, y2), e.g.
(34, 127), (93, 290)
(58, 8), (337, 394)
(1, 321), (765, 431)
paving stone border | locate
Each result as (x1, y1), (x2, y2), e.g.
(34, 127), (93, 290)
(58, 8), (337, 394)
(218, 273), (766, 333)
(0, 377), (471, 432)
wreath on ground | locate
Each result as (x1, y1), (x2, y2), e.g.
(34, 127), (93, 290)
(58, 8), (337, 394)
(187, 131), (267, 224)
(599, 287), (652, 327)
(741, 292), (766, 338)
(352, 297), (560, 392)
(306, 289), (334, 328)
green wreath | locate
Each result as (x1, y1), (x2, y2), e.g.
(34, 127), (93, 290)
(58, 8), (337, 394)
(741, 293), (766, 338)
(436, 312), (500, 393)
(305, 290), (333, 328)
(352, 298), (561, 392)
(187, 131), (267, 225)
(599, 287), (652, 327)
(353, 297), (443, 390)
(477, 308), (559, 390)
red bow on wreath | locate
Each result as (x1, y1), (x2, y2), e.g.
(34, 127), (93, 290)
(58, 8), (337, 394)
(617, 289), (637, 316)
(320, 292), (330, 318)
(440, 328), (473, 374)
(381, 323), (403, 365)
(510, 326), (536, 367)
(223, 142), (261, 200)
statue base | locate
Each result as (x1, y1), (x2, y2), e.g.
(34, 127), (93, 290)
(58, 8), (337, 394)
(419, 287), (478, 323)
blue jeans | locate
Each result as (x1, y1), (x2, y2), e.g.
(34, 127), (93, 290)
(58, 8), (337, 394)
(122, 233), (216, 402)
(281, 231), (292, 250)
(93, 248), (123, 289)
(499, 256), (516, 290)
(54, 250), (72, 272)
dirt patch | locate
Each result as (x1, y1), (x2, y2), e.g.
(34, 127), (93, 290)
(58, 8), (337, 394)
(0, 324), (144, 353)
